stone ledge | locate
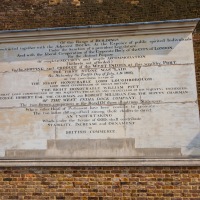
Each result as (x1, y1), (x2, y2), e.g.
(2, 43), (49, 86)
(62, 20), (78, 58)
(0, 19), (199, 43)
(0, 158), (200, 166)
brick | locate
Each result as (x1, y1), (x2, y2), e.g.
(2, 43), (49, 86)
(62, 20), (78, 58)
(3, 178), (12, 181)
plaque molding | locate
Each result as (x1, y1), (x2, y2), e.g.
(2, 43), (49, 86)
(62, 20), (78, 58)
(0, 19), (199, 43)
(0, 19), (200, 166)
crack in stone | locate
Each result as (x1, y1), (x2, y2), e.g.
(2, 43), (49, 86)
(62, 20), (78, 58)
(0, 101), (198, 110)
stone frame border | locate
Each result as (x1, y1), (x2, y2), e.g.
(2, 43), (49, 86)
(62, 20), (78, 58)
(0, 19), (199, 43)
(0, 19), (200, 166)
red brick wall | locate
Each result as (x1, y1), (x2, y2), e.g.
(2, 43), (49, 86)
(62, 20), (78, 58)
(0, 0), (200, 30)
(0, 167), (199, 199)
(0, 0), (200, 199)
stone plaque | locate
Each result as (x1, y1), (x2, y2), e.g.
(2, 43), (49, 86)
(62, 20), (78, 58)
(0, 20), (199, 166)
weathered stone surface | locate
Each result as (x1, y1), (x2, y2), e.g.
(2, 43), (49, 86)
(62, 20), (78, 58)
(0, 22), (199, 160)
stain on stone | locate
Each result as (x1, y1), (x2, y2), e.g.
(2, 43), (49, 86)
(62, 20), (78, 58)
(45, 138), (136, 158)
(4, 138), (182, 159)
(5, 149), (46, 158)
(136, 148), (182, 157)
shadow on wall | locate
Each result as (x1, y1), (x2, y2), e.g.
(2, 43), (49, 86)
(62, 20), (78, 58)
(187, 132), (200, 156)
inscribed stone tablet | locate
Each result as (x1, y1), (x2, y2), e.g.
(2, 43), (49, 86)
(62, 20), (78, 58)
(0, 21), (199, 162)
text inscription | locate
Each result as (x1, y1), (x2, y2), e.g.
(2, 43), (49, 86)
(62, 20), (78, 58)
(0, 33), (199, 158)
